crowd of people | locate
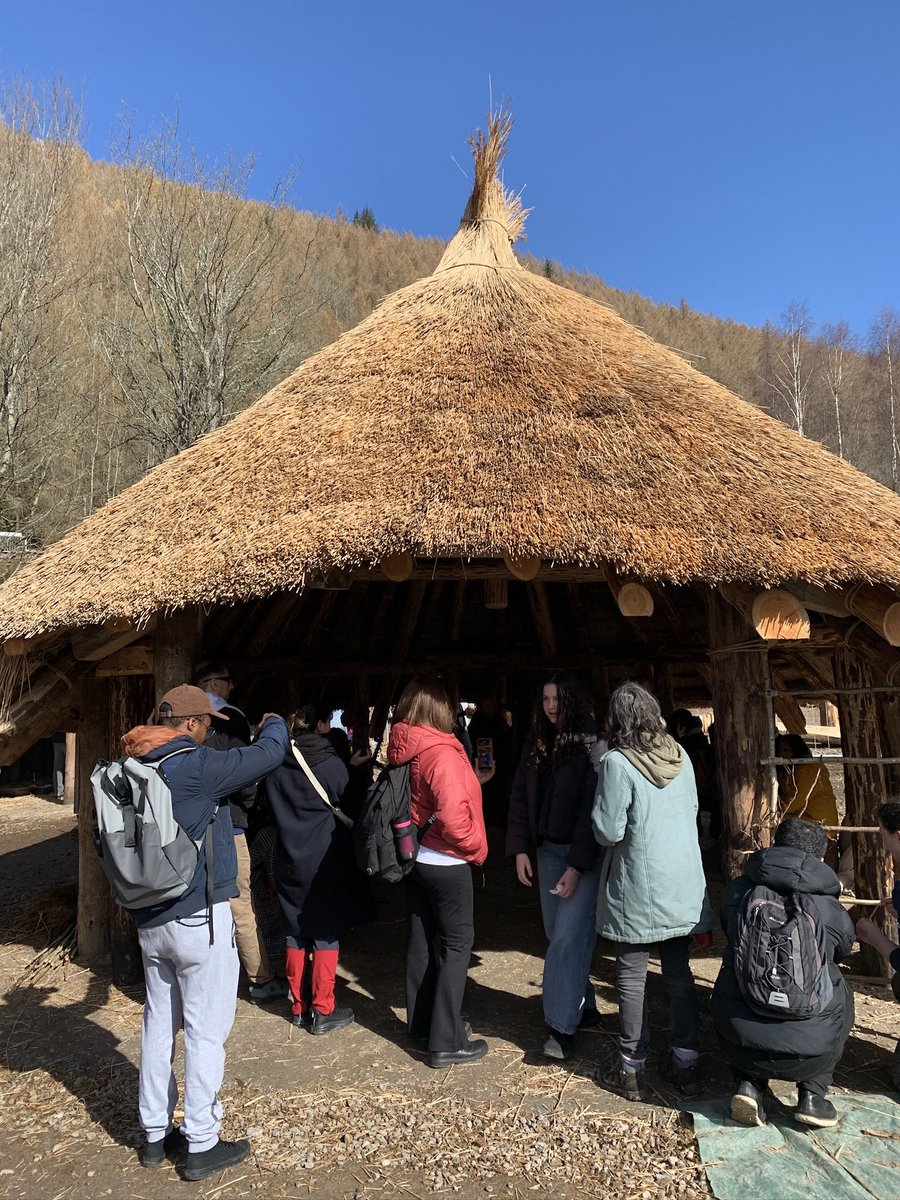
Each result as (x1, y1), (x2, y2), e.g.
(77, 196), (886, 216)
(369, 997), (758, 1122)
(111, 666), (899, 1182)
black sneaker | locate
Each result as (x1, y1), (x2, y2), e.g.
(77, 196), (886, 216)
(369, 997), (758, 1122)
(795, 1089), (839, 1128)
(730, 1080), (767, 1127)
(182, 1138), (250, 1182)
(601, 1065), (649, 1102)
(139, 1127), (188, 1168)
(542, 1028), (575, 1060)
(310, 1006), (355, 1035)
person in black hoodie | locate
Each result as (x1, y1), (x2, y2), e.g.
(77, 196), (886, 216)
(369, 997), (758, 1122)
(265, 702), (373, 1035)
(506, 674), (604, 1061)
(711, 817), (856, 1129)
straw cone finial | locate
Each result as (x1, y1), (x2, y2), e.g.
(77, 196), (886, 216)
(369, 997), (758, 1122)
(434, 108), (528, 275)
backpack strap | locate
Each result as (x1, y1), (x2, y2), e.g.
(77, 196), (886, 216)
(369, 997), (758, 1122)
(290, 742), (354, 828)
(151, 744), (217, 945)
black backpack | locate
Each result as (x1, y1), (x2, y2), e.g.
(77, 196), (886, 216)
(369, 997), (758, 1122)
(353, 763), (435, 883)
(733, 884), (833, 1019)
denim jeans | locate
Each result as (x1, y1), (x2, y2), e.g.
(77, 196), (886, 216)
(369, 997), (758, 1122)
(614, 936), (699, 1063)
(537, 842), (601, 1035)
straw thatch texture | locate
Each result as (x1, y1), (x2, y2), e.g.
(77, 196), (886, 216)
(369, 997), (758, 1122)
(1, 113), (899, 638)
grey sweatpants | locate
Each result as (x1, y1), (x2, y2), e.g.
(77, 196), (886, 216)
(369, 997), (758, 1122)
(137, 902), (239, 1151)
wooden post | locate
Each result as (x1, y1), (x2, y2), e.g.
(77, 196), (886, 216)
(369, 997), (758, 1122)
(154, 607), (202, 696)
(63, 731), (77, 807)
(76, 678), (111, 965)
(833, 645), (894, 977)
(707, 591), (771, 879)
(106, 674), (156, 986)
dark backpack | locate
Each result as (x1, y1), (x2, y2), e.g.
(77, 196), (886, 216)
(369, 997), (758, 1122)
(353, 763), (435, 883)
(733, 884), (833, 1019)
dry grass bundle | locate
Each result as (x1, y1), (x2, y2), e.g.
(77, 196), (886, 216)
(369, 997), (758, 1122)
(2, 111), (900, 639)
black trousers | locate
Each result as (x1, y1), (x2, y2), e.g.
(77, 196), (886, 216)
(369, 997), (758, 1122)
(717, 994), (854, 1098)
(404, 862), (474, 1053)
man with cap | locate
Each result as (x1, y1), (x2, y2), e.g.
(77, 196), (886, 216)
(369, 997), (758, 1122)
(120, 684), (288, 1181)
(192, 658), (283, 1004)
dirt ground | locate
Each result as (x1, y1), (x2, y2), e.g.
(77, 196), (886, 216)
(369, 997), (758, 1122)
(0, 797), (897, 1200)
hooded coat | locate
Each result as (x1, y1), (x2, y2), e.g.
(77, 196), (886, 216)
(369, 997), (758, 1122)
(591, 736), (712, 943)
(710, 845), (856, 1058)
(265, 732), (373, 937)
(387, 721), (488, 865)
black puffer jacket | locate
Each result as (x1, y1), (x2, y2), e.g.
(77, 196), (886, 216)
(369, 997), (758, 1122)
(710, 845), (855, 1057)
(505, 720), (602, 873)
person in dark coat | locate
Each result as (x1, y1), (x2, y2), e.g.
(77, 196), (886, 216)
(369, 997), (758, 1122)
(506, 674), (604, 1061)
(710, 817), (856, 1129)
(265, 703), (373, 1036)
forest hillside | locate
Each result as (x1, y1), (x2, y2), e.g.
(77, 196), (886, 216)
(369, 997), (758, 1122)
(1, 85), (896, 580)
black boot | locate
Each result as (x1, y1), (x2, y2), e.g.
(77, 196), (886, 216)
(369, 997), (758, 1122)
(730, 1080), (767, 1127)
(795, 1089), (838, 1128)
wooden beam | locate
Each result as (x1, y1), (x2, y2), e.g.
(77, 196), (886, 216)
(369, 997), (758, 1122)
(707, 590), (771, 878)
(604, 567), (654, 617)
(719, 582), (810, 641)
(770, 667), (808, 735)
(0, 649), (94, 766)
(94, 641), (154, 677)
(154, 607), (202, 695)
(71, 618), (146, 662)
(526, 582), (558, 659)
(484, 578), (508, 610)
(845, 583), (900, 646)
(2, 628), (65, 657)
(785, 582), (850, 618)
(76, 678), (111, 965)
(833, 645), (894, 978)
(504, 554), (541, 582)
(380, 552), (413, 582)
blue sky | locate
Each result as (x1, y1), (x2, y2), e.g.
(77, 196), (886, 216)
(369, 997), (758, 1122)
(3, 1), (898, 337)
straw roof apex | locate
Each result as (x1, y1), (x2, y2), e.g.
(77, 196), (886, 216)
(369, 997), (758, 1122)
(434, 108), (529, 276)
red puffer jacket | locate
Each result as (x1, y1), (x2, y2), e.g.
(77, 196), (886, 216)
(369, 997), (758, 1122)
(387, 721), (488, 865)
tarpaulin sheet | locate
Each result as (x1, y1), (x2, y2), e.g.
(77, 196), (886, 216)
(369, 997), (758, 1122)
(686, 1093), (900, 1200)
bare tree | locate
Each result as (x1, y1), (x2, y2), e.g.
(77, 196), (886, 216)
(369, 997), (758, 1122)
(819, 320), (857, 459)
(767, 300), (813, 436)
(102, 115), (314, 466)
(0, 77), (82, 534)
(870, 307), (900, 491)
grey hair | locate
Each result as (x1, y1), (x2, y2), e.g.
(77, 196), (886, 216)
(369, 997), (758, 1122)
(606, 682), (667, 751)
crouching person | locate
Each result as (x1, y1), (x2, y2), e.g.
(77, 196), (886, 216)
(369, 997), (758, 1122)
(123, 686), (288, 1180)
(711, 817), (855, 1130)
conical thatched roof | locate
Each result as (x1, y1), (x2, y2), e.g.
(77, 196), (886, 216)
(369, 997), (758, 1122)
(2, 112), (900, 638)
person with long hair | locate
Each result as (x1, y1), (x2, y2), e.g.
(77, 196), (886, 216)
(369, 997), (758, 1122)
(506, 674), (604, 1060)
(592, 681), (712, 1101)
(387, 675), (493, 1068)
(266, 702), (373, 1035)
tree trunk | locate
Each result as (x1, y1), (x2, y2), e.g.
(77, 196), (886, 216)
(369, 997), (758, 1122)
(833, 646), (895, 978)
(76, 677), (111, 965)
(707, 591), (772, 879)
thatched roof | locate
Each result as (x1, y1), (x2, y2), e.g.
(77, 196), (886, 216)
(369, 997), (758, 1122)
(2, 111), (900, 638)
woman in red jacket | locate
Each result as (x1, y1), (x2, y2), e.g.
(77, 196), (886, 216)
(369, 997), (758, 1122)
(388, 675), (492, 1068)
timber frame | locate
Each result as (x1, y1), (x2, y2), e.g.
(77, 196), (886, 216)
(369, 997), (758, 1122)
(2, 565), (898, 981)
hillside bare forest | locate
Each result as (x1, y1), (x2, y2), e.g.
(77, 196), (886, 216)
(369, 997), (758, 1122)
(1, 81), (897, 574)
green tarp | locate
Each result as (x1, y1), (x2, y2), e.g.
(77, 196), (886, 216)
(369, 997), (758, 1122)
(687, 1093), (900, 1200)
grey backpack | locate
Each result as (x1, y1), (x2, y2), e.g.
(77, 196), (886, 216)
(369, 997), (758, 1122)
(91, 746), (216, 910)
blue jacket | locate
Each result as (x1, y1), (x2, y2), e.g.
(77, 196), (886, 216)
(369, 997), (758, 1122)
(128, 716), (289, 928)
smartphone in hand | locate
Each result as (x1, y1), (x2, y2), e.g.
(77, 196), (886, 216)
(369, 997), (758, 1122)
(476, 737), (494, 771)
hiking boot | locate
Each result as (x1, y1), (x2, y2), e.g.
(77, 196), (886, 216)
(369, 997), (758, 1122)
(429, 1038), (489, 1068)
(795, 1089), (839, 1128)
(309, 1006), (355, 1035)
(542, 1028), (575, 1060)
(662, 1056), (701, 1098)
(248, 977), (286, 1005)
(601, 1064), (649, 1102)
(730, 1080), (767, 1127)
(140, 1127), (188, 1168)
(182, 1138), (250, 1182)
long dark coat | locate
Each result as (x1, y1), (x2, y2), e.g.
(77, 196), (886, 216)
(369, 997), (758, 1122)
(266, 732), (373, 939)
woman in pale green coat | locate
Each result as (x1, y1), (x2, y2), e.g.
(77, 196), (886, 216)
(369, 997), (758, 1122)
(592, 682), (712, 1102)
